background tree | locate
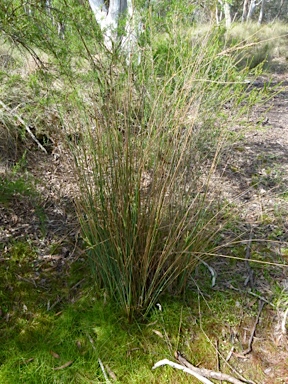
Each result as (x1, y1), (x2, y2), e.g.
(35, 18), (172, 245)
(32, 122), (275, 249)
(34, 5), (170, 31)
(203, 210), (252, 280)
(88, 0), (139, 57)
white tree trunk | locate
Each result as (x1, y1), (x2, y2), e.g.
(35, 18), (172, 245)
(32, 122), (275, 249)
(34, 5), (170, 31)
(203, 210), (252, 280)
(223, 2), (231, 28)
(88, 0), (137, 57)
(247, 0), (257, 21)
(218, 0), (231, 28)
(258, 0), (265, 24)
(241, 0), (249, 22)
(215, 4), (220, 25)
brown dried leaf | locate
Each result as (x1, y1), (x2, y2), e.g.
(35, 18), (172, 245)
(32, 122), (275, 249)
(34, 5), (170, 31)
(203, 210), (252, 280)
(105, 364), (117, 381)
(53, 360), (73, 370)
(152, 329), (164, 338)
(11, 214), (18, 224)
(23, 358), (34, 364)
(50, 350), (60, 359)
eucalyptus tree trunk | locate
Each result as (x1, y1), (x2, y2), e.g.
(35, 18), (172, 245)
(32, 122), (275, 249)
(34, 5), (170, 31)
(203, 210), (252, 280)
(223, 1), (231, 28)
(217, 0), (231, 28)
(258, 0), (265, 24)
(215, 4), (221, 25)
(88, 0), (137, 57)
(272, 0), (284, 22)
(247, 0), (257, 21)
(241, 0), (249, 22)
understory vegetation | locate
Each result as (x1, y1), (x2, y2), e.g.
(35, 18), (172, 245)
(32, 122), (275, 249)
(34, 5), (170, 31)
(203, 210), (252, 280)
(1, 1), (288, 383)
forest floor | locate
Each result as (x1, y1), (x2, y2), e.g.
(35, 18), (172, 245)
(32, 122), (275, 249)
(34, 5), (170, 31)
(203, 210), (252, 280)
(0, 58), (288, 383)
(205, 58), (288, 383)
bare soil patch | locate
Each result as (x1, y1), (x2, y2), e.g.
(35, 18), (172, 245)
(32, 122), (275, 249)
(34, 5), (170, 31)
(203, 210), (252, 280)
(203, 66), (288, 383)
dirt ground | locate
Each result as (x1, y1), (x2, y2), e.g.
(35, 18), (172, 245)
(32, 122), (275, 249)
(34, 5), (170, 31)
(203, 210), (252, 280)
(0, 60), (288, 383)
(208, 61), (288, 384)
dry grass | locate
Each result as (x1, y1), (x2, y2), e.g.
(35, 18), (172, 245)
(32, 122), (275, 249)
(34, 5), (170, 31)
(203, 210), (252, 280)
(226, 22), (288, 68)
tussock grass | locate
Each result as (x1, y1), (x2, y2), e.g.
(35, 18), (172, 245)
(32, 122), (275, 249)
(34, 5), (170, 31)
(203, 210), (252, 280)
(71, 22), (264, 319)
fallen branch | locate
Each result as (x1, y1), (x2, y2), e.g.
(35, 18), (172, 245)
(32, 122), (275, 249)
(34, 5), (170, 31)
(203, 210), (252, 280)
(175, 351), (251, 384)
(0, 100), (47, 153)
(152, 359), (214, 384)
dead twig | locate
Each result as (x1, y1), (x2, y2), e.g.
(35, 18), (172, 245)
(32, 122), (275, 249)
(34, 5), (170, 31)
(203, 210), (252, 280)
(104, 364), (117, 381)
(0, 100), (47, 154)
(226, 346), (235, 362)
(175, 351), (251, 384)
(239, 300), (265, 356)
(215, 339), (222, 384)
(16, 274), (37, 287)
(244, 226), (254, 288)
(215, 339), (221, 372)
(226, 284), (273, 307)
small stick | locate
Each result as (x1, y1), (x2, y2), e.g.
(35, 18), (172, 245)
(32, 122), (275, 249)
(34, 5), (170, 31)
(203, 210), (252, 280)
(216, 339), (220, 370)
(241, 300), (265, 356)
(215, 339), (222, 384)
(175, 352), (251, 384)
(201, 260), (217, 287)
(0, 100), (47, 153)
